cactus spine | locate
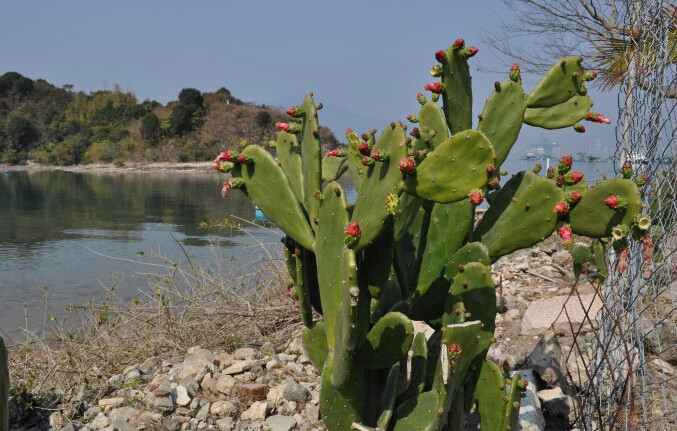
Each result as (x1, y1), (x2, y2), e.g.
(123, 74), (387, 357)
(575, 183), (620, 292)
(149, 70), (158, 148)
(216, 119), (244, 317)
(216, 39), (650, 431)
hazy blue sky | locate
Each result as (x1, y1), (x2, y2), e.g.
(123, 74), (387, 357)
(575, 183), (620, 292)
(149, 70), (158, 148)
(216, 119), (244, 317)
(1, 0), (618, 155)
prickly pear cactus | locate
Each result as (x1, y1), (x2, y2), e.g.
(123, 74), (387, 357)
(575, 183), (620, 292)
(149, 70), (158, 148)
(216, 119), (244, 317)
(215, 39), (651, 431)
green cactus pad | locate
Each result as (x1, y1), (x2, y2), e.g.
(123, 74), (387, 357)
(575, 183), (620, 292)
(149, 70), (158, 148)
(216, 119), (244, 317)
(316, 182), (369, 387)
(369, 276), (403, 323)
(376, 363), (401, 431)
(526, 56), (585, 108)
(475, 361), (507, 431)
(400, 332), (428, 403)
(444, 242), (491, 281)
(360, 226), (395, 298)
(402, 130), (496, 203)
(355, 311), (414, 369)
(410, 200), (474, 320)
(322, 155), (349, 182)
(346, 131), (366, 191)
(302, 320), (328, 370)
(239, 145), (315, 250)
(392, 391), (441, 431)
(295, 247), (313, 327)
(320, 354), (366, 431)
(441, 321), (483, 396)
(473, 171), (564, 258)
(443, 263), (496, 356)
(352, 123), (408, 250)
(419, 101), (450, 148)
(275, 131), (304, 204)
(569, 178), (642, 237)
(524, 94), (592, 129)
(300, 93), (323, 230)
(571, 243), (594, 281)
(442, 44), (473, 134)
(477, 80), (527, 167)
(393, 195), (430, 296)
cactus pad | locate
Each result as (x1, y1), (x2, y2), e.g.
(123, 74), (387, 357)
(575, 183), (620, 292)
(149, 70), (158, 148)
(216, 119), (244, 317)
(275, 131), (304, 203)
(524, 94), (592, 129)
(526, 56), (585, 108)
(239, 145), (315, 250)
(355, 311), (414, 369)
(473, 171), (564, 258)
(569, 178), (642, 237)
(402, 130), (496, 203)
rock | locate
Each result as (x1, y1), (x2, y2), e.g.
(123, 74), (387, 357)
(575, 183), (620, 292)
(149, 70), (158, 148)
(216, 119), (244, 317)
(179, 349), (214, 379)
(521, 294), (602, 335)
(178, 375), (199, 396)
(147, 392), (174, 412)
(172, 385), (192, 406)
(215, 417), (234, 431)
(650, 357), (677, 377)
(260, 342), (276, 356)
(267, 384), (286, 404)
(538, 387), (575, 418)
(234, 347), (257, 360)
(215, 374), (236, 394)
(108, 374), (123, 385)
(108, 406), (139, 431)
(566, 349), (591, 390)
(551, 250), (572, 266)
(124, 368), (141, 382)
(283, 380), (310, 402)
(265, 415), (296, 431)
(49, 411), (67, 428)
(643, 301), (677, 365)
(513, 369), (545, 431)
(201, 373), (217, 392)
(90, 413), (110, 430)
(240, 400), (272, 421)
(58, 424), (77, 431)
(304, 404), (320, 423)
(236, 383), (269, 401)
(139, 356), (160, 374)
(222, 359), (263, 375)
(162, 416), (181, 431)
(195, 401), (210, 421)
(525, 331), (568, 392)
(210, 400), (237, 417)
(98, 397), (125, 408)
(84, 406), (102, 420)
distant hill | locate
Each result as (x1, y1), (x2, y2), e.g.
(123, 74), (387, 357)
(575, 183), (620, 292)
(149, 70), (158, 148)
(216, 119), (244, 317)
(0, 72), (339, 165)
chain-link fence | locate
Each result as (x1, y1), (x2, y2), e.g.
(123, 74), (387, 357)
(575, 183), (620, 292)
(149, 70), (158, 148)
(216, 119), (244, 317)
(572, 1), (677, 430)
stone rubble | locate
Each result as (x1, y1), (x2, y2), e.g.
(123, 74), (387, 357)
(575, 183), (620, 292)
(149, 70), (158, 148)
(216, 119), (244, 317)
(14, 235), (665, 431)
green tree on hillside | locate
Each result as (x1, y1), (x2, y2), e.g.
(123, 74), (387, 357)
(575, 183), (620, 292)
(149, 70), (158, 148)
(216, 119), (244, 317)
(4, 115), (39, 152)
(178, 88), (204, 108)
(169, 105), (193, 135)
(140, 113), (161, 143)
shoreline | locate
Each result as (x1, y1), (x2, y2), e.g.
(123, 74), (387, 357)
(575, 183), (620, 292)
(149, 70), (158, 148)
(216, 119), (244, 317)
(1, 161), (216, 174)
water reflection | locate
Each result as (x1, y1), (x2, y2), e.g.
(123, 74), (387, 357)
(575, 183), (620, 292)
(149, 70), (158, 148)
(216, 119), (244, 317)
(0, 170), (280, 337)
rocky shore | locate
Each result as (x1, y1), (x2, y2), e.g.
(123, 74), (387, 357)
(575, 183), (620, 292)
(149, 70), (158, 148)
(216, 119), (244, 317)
(8, 236), (608, 431)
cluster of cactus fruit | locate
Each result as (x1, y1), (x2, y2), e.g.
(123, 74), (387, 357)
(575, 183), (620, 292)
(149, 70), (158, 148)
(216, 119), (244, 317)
(215, 39), (652, 431)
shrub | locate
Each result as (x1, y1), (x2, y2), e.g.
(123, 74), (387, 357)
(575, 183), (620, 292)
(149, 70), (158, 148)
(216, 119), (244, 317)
(169, 105), (193, 135)
(140, 113), (161, 143)
(178, 88), (203, 108)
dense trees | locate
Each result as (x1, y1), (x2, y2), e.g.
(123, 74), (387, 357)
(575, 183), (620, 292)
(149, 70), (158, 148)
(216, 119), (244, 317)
(0, 72), (339, 165)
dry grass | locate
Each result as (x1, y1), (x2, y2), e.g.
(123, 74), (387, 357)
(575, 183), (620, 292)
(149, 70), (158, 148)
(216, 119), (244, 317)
(4, 220), (300, 405)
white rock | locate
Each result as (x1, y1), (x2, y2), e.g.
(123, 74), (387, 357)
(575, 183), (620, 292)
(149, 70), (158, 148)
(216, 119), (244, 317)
(172, 385), (192, 406)
(513, 369), (545, 431)
(210, 400), (237, 417)
(90, 413), (110, 430)
(265, 414), (296, 431)
(240, 400), (272, 421)
(98, 397), (125, 407)
(215, 374), (236, 394)
(179, 349), (214, 379)
(521, 294), (602, 335)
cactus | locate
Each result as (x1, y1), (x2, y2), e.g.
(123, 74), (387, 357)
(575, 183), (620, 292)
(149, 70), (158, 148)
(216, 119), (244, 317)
(216, 39), (651, 431)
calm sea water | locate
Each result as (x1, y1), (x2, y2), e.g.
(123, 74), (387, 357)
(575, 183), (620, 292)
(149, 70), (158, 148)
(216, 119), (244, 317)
(0, 159), (613, 337)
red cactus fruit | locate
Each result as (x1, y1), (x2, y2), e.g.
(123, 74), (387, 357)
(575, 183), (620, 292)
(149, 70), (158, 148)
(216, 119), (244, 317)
(571, 171), (584, 184)
(345, 128), (353, 135)
(468, 189), (484, 206)
(370, 150), (381, 161)
(286, 105), (304, 117)
(417, 93), (426, 104)
(604, 195), (619, 209)
(621, 161), (633, 178)
(358, 141), (370, 155)
(237, 153), (248, 164)
(488, 177), (500, 189)
(398, 157), (416, 176)
(325, 149), (340, 157)
(345, 221), (361, 238)
(410, 127), (421, 138)
(510, 63), (519, 71)
(435, 49), (446, 62)
(494, 81), (501, 91)
(557, 225), (572, 242)
(556, 175), (566, 186)
(453, 38), (465, 49)
(553, 201), (569, 215)
(424, 82), (443, 94)
(275, 122), (290, 132)
(485, 164), (495, 174)
(533, 163), (542, 174)
(561, 155), (573, 167)
(574, 123), (586, 133)
(571, 191), (582, 202)
(467, 46), (478, 57)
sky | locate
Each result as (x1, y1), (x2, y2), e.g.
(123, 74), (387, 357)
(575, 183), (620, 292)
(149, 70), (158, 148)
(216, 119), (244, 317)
(0, 0), (619, 156)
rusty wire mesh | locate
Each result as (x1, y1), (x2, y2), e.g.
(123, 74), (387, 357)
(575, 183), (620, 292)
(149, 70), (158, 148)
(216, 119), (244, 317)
(566, 1), (677, 430)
